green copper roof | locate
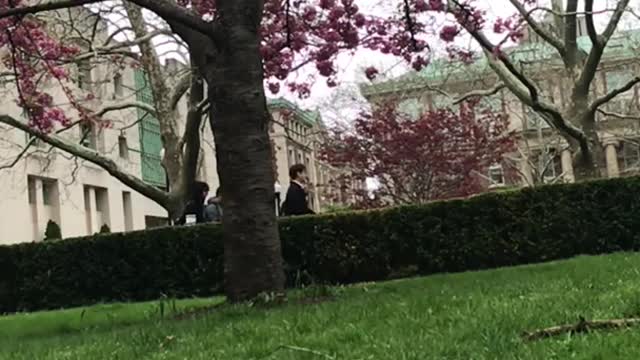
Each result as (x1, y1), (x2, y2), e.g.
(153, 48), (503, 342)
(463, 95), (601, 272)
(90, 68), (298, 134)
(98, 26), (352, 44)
(361, 28), (640, 97)
(268, 98), (321, 127)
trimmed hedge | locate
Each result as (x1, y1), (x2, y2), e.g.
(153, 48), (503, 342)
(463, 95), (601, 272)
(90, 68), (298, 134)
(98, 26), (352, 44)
(3, 176), (640, 313)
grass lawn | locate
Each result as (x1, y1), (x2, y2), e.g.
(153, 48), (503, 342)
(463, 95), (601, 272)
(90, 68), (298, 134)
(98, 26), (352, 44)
(4, 253), (640, 359)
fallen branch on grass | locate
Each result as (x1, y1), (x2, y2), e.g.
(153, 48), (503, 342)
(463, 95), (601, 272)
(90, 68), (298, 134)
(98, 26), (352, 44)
(523, 316), (640, 341)
(262, 345), (336, 359)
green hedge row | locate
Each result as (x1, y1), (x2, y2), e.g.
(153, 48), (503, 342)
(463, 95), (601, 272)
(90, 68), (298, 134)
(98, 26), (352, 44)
(3, 176), (640, 313)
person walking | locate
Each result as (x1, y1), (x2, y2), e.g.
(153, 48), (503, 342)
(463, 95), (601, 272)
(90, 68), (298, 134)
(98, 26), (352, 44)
(281, 164), (315, 216)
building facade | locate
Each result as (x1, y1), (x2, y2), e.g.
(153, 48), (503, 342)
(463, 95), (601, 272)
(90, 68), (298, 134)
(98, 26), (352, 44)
(0, 8), (351, 244)
(361, 16), (640, 189)
(0, 10), (222, 244)
(269, 98), (363, 213)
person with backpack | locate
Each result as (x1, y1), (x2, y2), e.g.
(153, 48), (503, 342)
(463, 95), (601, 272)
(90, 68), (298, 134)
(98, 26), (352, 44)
(204, 187), (223, 223)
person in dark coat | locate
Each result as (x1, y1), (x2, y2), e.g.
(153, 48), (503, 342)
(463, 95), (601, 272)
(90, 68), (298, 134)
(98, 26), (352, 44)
(281, 164), (315, 216)
(176, 181), (209, 225)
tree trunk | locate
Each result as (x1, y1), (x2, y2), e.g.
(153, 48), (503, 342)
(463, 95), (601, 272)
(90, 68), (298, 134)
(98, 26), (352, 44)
(572, 111), (606, 180)
(201, 3), (284, 302)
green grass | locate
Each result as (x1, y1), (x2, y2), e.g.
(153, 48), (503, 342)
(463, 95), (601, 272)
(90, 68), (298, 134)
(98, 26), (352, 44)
(4, 253), (640, 359)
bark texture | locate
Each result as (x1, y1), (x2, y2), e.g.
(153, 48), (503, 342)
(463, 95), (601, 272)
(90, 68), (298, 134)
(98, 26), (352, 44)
(174, 0), (285, 301)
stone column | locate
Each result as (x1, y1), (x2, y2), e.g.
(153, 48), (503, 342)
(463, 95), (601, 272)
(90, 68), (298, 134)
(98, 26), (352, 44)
(561, 149), (575, 183)
(88, 187), (99, 234)
(605, 141), (620, 178)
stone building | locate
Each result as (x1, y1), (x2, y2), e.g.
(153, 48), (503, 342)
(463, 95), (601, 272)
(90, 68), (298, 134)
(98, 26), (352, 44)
(269, 98), (364, 213)
(361, 16), (640, 189)
(0, 8), (348, 244)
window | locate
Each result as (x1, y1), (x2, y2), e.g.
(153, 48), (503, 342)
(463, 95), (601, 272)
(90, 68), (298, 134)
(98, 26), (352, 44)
(604, 98), (633, 116)
(113, 73), (123, 97)
(84, 185), (110, 234)
(618, 141), (640, 172)
(397, 98), (422, 120)
(77, 60), (92, 91)
(541, 81), (557, 104)
(533, 149), (562, 183)
(605, 70), (626, 93)
(525, 107), (550, 130)
(27, 177), (36, 204)
(488, 164), (505, 187)
(122, 192), (133, 231)
(80, 122), (96, 149)
(118, 135), (129, 159)
(433, 94), (460, 113)
(42, 181), (55, 206)
(475, 95), (503, 119)
(27, 176), (61, 241)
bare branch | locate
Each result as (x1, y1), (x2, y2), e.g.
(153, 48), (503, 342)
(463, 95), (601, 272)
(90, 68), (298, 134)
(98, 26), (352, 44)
(0, 114), (170, 207)
(0, 138), (34, 170)
(597, 109), (640, 121)
(169, 71), (192, 110)
(564, 0), (579, 65)
(0, 0), (215, 38)
(71, 29), (173, 63)
(584, 0), (599, 47)
(590, 77), (640, 112)
(447, 1), (590, 155)
(523, 317), (640, 341)
(576, 0), (630, 95)
(453, 83), (505, 105)
(0, 0), (99, 18)
(508, 0), (565, 57)
(93, 101), (157, 118)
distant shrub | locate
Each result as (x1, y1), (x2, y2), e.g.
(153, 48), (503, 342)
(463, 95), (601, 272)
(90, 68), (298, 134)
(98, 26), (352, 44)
(43, 220), (62, 241)
(99, 224), (111, 234)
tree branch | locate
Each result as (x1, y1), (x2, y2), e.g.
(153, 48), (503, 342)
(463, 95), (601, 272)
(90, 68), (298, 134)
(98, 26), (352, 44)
(0, 138), (34, 170)
(0, 0), (215, 38)
(576, 0), (630, 96)
(0, 0), (99, 18)
(453, 83), (505, 105)
(523, 317), (640, 341)
(508, 0), (565, 57)
(71, 29), (173, 63)
(448, 0), (590, 155)
(0, 114), (170, 207)
(597, 109), (640, 120)
(179, 70), (204, 200)
(590, 77), (640, 112)
(564, 0), (579, 66)
(169, 71), (192, 110)
(584, 0), (599, 46)
(93, 100), (157, 118)
(124, 2), (179, 142)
